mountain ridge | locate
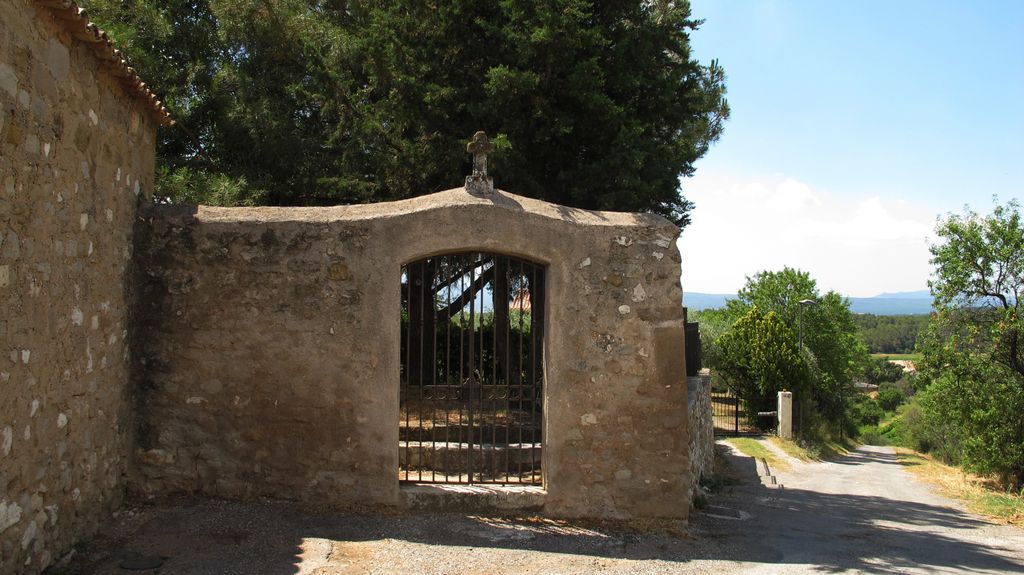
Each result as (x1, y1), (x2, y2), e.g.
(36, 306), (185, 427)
(684, 290), (933, 315)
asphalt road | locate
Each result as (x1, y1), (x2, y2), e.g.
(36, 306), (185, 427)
(62, 443), (1024, 574)
(701, 442), (1024, 574)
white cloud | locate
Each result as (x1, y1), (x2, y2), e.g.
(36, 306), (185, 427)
(678, 171), (939, 298)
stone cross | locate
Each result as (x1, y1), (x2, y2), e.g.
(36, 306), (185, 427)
(467, 131), (493, 177)
(465, 131), (494, 195)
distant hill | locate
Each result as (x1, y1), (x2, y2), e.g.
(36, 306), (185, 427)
(846, 296), (932, 315)
(682, 292), (733, 311)
(873, 289), (931, 300)
(685, 290), (933, 315)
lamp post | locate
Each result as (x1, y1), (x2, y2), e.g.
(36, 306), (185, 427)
(796, 298), (816, 437)
(798, 298), (816, 350)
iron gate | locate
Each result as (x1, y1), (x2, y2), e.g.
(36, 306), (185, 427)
(712, 388), (761, 436)
(400, 252), (544, 484)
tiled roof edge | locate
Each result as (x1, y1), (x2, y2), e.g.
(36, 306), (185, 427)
(34, 0), (174, 126)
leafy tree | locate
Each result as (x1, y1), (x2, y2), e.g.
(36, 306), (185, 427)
(712, 306), (810, 421)
(919, 199), (1024, 488)
(853, 314), (929, 355)
(863, 356), (904, 386)
(719, 267), (867, 426)
(689, 306), (736, 371)
(848, 394), (883, 427)
(928, 199), (1024, 377)
(875, 386), (906, 412)
(82, 0), (729, 224)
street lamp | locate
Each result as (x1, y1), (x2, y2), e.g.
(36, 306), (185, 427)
(796, 298), (816, 437)
(798, 298), (816, 350)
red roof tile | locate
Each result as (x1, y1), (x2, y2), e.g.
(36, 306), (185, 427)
(34, 0), (173, 125)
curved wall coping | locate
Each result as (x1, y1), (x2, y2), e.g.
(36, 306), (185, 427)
(174, 187), (678, 233)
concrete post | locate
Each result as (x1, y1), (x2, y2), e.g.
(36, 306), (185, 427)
(777, 391), (793, 440)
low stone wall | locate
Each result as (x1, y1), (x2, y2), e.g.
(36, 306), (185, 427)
(687, 369), (713, 492)
(0, 1), (157, 571)
(132, 189), (690, 519)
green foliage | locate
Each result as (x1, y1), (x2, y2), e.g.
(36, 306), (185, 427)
(917, 199), (1024, 488)
(155, 166), (264, 207)
(854, 314), (929, 354)
(876, 385), (906, 412)
(862, 356), (905, 386)
(689, 307), (734, 370)
(918, 356), (1024, 488)
(400, 310), (536, 386)
(732, 269), (866, 389)
(710, 267), (867, 432)
(82, 0), (729, 223)
(848, 394), (883, 427)
(712, 306), (809, 419)
(858, 425), (887, 446)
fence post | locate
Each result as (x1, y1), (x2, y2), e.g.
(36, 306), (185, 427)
(733, 394), (740, 436)
(777, 391), (793, 440)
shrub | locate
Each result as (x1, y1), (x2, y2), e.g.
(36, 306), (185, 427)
(876, 385), (906, 412)
(863, 356), (905, 385)
(849, 394), (883, 427)
(858, 425), (888, 446)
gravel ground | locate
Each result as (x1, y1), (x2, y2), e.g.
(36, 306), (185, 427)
(57, 442), (1024, 574)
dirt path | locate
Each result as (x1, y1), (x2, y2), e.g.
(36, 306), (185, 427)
(62, 444), (1024, 574)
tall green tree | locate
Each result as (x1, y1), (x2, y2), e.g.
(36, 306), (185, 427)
(730, 268), (866, 389)
(82, 0), (729, 224)
(713, 306), (810, 419)
(920, 199), (1024, 487)
(709, 267), (866, 431)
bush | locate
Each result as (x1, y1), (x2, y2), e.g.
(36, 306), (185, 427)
(849, 394), (883, 427)
(863, 356), (905, 385)
(876, 385), (906, 412)
(880, 393), (969, 468)
(858, 425), (888, 446)
(891, 373), (918, 397)
(918, 366), (1023, 487)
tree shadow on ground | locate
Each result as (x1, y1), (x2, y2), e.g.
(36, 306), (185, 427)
(62, 448), (1024, 574)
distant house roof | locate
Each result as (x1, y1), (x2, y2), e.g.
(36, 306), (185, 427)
(511, 288), (532, 311)
(34, 0), (173, 125)
(890, 360), (917, 373)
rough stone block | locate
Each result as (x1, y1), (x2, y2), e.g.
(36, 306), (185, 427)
(46, 38), (69, 83)
(0, 63), (16, 97)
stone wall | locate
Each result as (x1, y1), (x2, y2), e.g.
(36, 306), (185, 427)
(133, 189), (690, 519)
(0, 1), (158, 571)
(687, 369), (713, 492)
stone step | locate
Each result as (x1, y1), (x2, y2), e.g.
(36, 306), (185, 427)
(399, 441), (541, 474)
(402, 483), (545, 513)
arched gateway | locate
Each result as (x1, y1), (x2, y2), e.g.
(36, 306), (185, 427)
(400, 252), (545, 485)
(133, 135), (692, 519)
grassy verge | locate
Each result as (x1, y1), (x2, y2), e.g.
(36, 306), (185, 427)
(818, 436), (856, 459)
(870, 353), (922, 362)
(768, 437), (812, 461)
(724, 437), (790, 471)
(896, 449), (1024, 526)
(767, 436), (854, 462)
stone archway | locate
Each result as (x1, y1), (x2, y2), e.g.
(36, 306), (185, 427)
(134, 186), (690, 519)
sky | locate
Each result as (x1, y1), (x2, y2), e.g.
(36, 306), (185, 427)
(679, 0), (1024, 297)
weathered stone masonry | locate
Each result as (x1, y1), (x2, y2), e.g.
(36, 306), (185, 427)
(0, 0), (168, 571)
(688, 369), (713, 492)
(3, 2), (693, 570)
(132, 191), (691, 520)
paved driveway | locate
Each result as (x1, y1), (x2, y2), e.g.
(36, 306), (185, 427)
(63, 443), (1024, 574)
(699, 442), (1024, 574)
